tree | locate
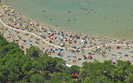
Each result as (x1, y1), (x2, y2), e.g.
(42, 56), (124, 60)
(1, 33), (133, 83)
(66, 65), (80, 74)
(111, 60), (131, 82)
(26, 46), (41, 59)
(29, 74), (46, 83)
(125, 74), (133, 83)
(50, 72), (62, 83)
(0, 33), (8, 47)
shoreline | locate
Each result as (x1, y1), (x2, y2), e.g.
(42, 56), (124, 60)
(8, 11), (129, 41)
(1, 1), (133, 41)
(1, 4), (133, 66)
(1, 4), (133, 50)
(17, 12), (133, 42)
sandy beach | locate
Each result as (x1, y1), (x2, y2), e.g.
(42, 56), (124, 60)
(1, 4), (133, 67)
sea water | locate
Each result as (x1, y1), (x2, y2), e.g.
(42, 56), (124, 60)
(3, 0), (133, 40)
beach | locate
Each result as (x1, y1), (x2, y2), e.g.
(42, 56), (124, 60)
(1, 4), (133, 67)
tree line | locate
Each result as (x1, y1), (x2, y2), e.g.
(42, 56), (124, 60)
(0, 33), (133, 83)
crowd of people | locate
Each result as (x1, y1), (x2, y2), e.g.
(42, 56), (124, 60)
(1, 4), (133, 66)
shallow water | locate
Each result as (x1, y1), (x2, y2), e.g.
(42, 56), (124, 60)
(3, 0), (133, 39)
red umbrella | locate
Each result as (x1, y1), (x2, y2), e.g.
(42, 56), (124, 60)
(88, 55), (93, 59)
(50, 36), (54, 40)
(49, 33), (54, 37)
(72, 73), (78, 78)
(117, 46), (121, 49)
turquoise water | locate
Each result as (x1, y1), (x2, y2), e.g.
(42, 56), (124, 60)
(3, 0), (133, 39)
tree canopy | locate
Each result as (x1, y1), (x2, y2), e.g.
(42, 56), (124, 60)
(0, 33), (133, 83)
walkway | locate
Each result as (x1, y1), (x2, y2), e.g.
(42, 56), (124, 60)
(0, 18), (65, 49)
(0, 18), (131, 52)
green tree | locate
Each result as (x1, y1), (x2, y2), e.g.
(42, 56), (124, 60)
(29, 74), (46, 83)
(50, 72), (62, 83)
(0, 33), (8, 47)
(1, 33), (133, 83)
(26, 46), (41, 59)
(111, 60), (131, 82)
(125, 74), (133, 83)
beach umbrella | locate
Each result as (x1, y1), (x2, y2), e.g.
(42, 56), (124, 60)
(49, 33), (54, 37)
(4, 8), (9, 11)
(68, 56), (72, 58)
(116, 46), (121, 49)
(112, 61), (116, 64)
(2, 5), (8, 8)
(93, 59), (96, 62)
(88, 55), (93, 59)
(10, 9), (14, 13)
(107, 47), (111, 51)
(72, 60), (76, 63)
(8, 36), (11, 39)
(48, 52), (52, 55)
(124, 54), (129, 57)
(88, 52), (92, 55)
(23, 40), (26, 42)
(78, 58), (81, 60)
(21, 45), (24, 49)
(50, 36), (54, 40)
(60, 54), (64, 57)
(48, 31), (51, 34)
(30, 22), (33, 25)
(42, 35), (46, 38)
